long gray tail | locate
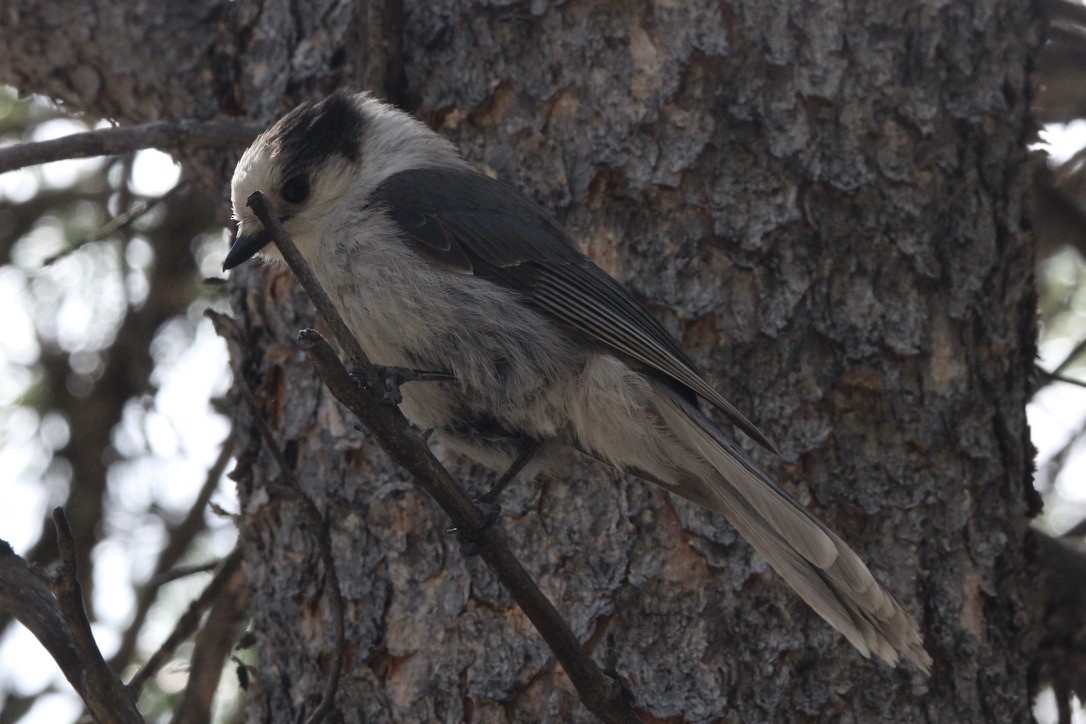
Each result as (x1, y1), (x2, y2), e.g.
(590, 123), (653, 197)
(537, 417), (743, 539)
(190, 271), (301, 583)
(649, 383), (931, 672)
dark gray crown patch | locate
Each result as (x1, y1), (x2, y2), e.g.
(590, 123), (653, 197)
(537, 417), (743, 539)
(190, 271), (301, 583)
(273, 91), (366, 179)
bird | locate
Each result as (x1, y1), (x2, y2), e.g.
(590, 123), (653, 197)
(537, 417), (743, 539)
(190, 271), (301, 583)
(226, 90), (931, 672)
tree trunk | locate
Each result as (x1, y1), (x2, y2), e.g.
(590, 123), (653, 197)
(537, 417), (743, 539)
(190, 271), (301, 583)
(1, 0), (1041, 721)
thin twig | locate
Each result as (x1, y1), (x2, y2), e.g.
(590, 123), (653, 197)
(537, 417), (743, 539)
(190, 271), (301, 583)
(1, 522), (143, 722)
(0, 120), (263, 174)
(243, 191), (639, 723)
(50, 509), (145, 724)
(0, 687), (53, 724)
(1063, 518), (1086, 539)
(147, 560), (222, 589)
(110, 434), (235, 672)
(1034, 341), (1086, 398)
(1039, 368), (1086, 391)
(245, 194), (375, 383)
(170, 558), (249, 724)
(126, 548), (243, 699)
(1054, 340), (1086, 376)
(42, 185), (185, 267)
(232, 374), (345, 724)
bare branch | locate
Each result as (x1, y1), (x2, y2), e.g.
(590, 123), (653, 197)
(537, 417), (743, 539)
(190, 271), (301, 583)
(147, 560), (222, 589)
(0, 184), (114, 265)
(242, 190), (639, 724)
(1063, 518), (1086, 539)
(170, 557), (249, 724)
(110, 434), (235, 673)
(1038, 369), (1086, 391)
(0, 541), (84, 694)
(243, 194), (376, 384)
(1, 518), (146, 723)
(42, 184), (186, 267)
(0, 120), (262, 174)
(50, 509), (145, 724)
(0, 689), (48, 724)
(126, 548), (244, 699)
(1031, 337), (1086, 399)
(1053, 339), (1086, 377)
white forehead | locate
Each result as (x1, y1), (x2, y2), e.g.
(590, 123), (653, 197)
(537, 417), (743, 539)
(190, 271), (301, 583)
(229, 91), (467, 225)
(231, 136), (277, 225)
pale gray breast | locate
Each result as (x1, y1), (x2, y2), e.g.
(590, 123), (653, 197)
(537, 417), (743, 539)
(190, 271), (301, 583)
(322, 205), (585, 418)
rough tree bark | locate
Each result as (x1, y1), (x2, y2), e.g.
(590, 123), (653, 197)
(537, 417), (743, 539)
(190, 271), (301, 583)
(1, 0), (1040, 721)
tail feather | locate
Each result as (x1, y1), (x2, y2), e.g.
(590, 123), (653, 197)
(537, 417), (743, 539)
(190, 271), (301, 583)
(651, 383), (931, 673)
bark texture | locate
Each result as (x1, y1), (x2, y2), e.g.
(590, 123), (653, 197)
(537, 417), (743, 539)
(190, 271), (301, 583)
(0, 0), (1040, 721)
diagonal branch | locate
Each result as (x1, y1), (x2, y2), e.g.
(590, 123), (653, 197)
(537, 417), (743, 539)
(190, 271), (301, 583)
(147, 560), (222, 589)
(0, 120), (263, 174)
(1038, 369), (1086, 391)
(50, 509), (145, 723)
(126, 548), (244, 699)
(0, 514), (144, 723)
(109, 434), (235, 672)
(43, 184), (187, 267)
(243, 191), (639, 724)
(0, 541), (84, 697)
(169, 555), (249, 724)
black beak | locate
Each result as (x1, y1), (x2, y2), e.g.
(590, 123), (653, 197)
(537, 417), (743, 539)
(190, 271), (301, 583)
(223, 228), (272, 271)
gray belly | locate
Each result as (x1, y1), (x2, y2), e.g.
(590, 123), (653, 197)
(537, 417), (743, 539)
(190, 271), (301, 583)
(396, 350), (575, 472)
(328, 237), (587, 471)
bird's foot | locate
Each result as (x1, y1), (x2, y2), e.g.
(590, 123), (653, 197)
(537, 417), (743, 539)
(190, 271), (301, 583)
(350, 365), (455, 406)
(445, 500), (502, 556)
(476, 440), (543, 506)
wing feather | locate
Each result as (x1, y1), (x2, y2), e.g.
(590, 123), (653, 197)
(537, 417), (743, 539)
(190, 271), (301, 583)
(373, 167), (777, 452)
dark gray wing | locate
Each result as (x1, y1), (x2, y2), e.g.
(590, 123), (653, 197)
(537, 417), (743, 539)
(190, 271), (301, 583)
(373, 167), (777, 454)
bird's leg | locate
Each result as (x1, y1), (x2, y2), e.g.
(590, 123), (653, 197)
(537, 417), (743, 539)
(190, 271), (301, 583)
(478, 439), (544, 505)
(349, 365), (455, 406)
(447, 440), (543, 556)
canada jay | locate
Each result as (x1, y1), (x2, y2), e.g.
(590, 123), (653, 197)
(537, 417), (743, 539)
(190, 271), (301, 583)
(227, 91), (930, 672)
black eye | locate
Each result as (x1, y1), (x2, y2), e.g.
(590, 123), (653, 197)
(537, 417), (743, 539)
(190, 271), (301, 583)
(281, 174), (310, 204)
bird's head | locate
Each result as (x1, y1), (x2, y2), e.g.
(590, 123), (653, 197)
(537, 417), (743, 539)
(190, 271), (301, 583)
(226, 90), (464, 271)
(226, 91), (371, 270)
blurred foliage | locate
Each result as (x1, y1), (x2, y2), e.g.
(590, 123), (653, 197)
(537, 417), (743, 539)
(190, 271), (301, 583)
(0, 86), (242, 722)
(1035, 0), (1086, 517)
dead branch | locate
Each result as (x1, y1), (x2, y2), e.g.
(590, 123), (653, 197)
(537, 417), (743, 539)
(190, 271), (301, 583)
(42, 184), (186, 267)
(0, 119), (262, 174)
(0, 541), (84, 698)
(126, 548), (244, 699)
(49, 509), (145, 723)
(147, 560), (222, 589)
(170, 556), (249, 724)
(242, 190), (639, 724)
(0, 514), (144, 722)
(110, 434), (235, 672)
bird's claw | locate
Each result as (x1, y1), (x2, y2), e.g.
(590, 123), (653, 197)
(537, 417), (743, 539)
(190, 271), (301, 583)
(356, 365), (454, 406)
(445, 500), (502, 556)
